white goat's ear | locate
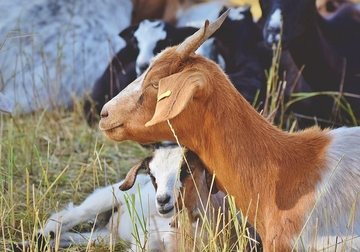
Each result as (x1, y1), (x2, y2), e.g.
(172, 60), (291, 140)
(145, 69), (204, 127)
(119, 157), (151, 191)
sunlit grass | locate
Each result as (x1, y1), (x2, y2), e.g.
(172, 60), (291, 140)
(0, 103), (151, 251)
(2, 5), (360, 251)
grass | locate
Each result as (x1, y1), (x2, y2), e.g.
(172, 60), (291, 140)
(0, 104), (151, 251)
(0, 57), (354, 252)
(0, 9), (259, 251)
(0, 103), (260, 251)
(1, 4), (360, 251)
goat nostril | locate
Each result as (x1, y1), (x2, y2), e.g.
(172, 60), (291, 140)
(100, 109), (108, 119)
(157, 195), (170, 205)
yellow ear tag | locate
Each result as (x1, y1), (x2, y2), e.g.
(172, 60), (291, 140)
(157, 90), (172, 102)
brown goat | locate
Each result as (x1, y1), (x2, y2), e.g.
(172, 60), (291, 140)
(99, 10), (360, 252)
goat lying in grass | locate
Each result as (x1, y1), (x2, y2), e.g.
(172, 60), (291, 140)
(99, 9), (360, 252)
(12, 173), (163, 251)
(120, 145), (262, 251)
(12, 146), (259, 251)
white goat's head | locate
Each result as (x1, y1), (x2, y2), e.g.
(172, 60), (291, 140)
(134, 20), (167, 76)
(120, 146), (218, 221)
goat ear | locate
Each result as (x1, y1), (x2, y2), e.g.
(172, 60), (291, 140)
(206, 170), (219, 194)
(119, 157), (151, 191)
(119, 24), (139, 41)
(145, 70), (204, 127)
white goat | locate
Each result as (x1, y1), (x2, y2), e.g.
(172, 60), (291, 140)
(14, 146), (260, 251)
(99, 10), (360, 252)
(0, 0), (132, 114)
(120, 145), (262, 251)
(13, 172), (167, 251)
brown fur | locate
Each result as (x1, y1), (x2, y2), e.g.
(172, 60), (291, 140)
(99, 14), (332, 251)
(174, 150), (242, 250)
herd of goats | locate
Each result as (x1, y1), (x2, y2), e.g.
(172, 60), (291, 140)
(3, 0), (360, 251)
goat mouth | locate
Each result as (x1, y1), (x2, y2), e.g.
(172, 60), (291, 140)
(158, 206), (174, 216)
(99, 121), (124, 132)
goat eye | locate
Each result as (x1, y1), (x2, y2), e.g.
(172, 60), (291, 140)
(151, 82), (158, 89)
(149, 173), (158, 190)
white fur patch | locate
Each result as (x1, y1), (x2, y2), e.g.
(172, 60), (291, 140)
(266, 8), (282, 44)
(228, 7), (245, 21)
(149, 147), (185, 216)
(295, 127), (360, 251)
(269, 8), (282, 28)
(107, 74), (143, 106)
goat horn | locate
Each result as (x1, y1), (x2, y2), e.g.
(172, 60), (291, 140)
(176, 8), (230, 59)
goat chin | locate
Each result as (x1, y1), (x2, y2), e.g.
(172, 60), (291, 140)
(158, 209), (175, 218)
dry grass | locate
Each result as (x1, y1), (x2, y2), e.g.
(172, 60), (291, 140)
(0, 5), (257, 250)
(1, 2), (360, 251)
(0, 103), (152, 251)
(0, 103), (260, 251)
